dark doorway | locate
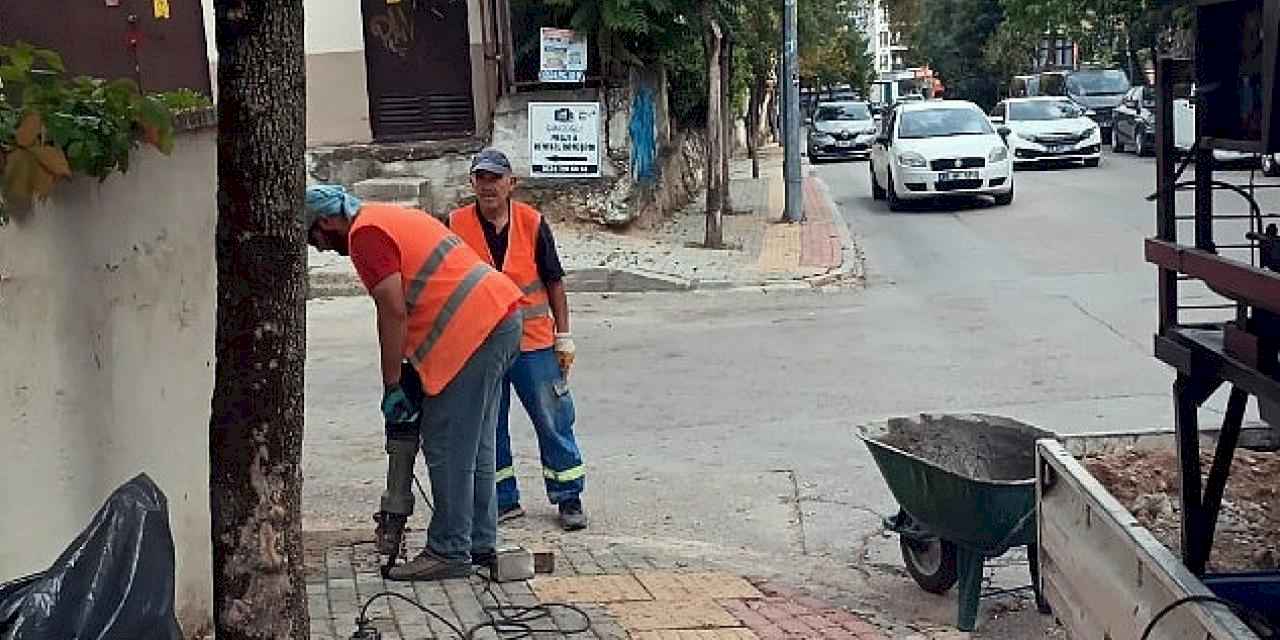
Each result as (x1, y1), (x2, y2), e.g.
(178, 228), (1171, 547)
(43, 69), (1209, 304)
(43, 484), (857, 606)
(0, 0), (210, 95)
(362, 0), (476, 142)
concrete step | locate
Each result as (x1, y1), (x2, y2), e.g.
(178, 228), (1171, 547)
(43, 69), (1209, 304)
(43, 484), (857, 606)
(352, 177), (431, 206)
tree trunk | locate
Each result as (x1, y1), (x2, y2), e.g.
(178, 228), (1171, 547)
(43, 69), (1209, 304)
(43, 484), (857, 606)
(210, 2), (309, 639)
(748, 70), (763, 180)
(703, 6), (724, 248)
(721, 33), (734, 215)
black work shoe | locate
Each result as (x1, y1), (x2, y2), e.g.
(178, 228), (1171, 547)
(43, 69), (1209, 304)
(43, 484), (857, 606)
(558, 500), (588, 531)
(471, 549), (496, 568)
(373, 511), (408, 559)
(498, 503), (526, 523)
(385, 549), (471, 582)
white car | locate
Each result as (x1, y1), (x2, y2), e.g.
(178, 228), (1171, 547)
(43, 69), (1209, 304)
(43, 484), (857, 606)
(990, 97), (1102, 167)
(869, 100), (1014, 210)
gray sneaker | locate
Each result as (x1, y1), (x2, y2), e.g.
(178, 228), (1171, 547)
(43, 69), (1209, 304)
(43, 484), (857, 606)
(373, 511), (407, 560)
(558, 500), (588, 531)
(384, 548), (471, 582)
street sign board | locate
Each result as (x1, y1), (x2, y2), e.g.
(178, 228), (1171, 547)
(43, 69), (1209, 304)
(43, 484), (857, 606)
(539, 27), (587, 83)
(528, 102), (601, 178)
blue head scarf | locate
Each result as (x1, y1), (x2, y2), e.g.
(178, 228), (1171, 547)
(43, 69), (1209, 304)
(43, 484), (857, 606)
(304, 185), (362, 230)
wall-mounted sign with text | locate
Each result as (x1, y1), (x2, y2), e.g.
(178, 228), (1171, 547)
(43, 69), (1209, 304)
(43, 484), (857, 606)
(539, 27), (588, 83)
(528, 102), (601, 178)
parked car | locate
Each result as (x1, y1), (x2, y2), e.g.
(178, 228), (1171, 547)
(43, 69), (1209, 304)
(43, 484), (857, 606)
(1113, 86), (1155, 156)
(1108, 82), (1257, 165)
(807, 101), (878, 162)
(1172, 87), (1258, 164)
(869, 100), (1014, 210)
(990, 97), (1102, 167)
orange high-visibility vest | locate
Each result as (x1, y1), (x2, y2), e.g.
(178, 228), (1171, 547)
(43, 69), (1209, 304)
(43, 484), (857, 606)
(350, 204), (522, 394)
(449, 202), (556, 352)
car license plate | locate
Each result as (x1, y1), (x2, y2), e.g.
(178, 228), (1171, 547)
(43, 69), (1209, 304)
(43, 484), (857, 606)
(1047, 144), (1069, 153)
(837, 140), (855, 147)
(939, 170), (978, 181)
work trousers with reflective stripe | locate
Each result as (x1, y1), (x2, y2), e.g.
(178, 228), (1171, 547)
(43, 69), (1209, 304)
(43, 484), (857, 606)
(496, 348), (585, 509)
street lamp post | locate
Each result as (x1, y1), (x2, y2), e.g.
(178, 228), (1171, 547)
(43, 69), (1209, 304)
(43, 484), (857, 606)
(782, 0), (804, 222)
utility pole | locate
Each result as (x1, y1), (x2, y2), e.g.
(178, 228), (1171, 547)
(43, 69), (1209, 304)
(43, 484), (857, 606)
(782, 0), (804, 222)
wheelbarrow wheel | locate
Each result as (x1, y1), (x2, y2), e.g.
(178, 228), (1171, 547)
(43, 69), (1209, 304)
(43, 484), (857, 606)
(900, 535), (959, 594)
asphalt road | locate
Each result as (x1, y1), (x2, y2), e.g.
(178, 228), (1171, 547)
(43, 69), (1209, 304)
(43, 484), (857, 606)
(304, 149), (1271, 635)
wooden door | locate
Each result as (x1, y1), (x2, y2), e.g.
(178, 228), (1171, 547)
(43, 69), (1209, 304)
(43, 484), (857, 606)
(0, 0), (210, 95)
(362, 0), (476, 142)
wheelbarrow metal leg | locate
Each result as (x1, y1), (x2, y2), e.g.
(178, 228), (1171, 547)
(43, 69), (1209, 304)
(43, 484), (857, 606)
(1027, 542), (1051, 614)
(956, 547), (984, 632)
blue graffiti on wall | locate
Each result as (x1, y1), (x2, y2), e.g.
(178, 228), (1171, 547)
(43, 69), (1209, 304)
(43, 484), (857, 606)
(629, 85), (657, 182)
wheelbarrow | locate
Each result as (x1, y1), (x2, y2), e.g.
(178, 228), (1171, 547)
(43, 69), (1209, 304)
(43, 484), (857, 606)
(859, 414), (1054, 631)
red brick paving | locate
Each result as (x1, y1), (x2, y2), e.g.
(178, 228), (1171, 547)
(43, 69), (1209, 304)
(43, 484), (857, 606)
(719, 582), (888, 640)
(800, 176), (843, 269)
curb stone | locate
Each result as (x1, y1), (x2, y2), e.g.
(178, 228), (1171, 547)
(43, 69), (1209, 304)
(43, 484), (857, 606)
(806, 171), (864, 286)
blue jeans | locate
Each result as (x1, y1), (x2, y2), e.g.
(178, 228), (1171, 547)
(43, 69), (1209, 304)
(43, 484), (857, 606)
(496, 348), (585, 508)
(420, 312), (520, 562)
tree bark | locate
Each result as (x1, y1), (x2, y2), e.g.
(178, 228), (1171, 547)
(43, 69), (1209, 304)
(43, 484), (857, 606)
(721, 33), (734, 215)
(210, 2), (309, 639)
(703, 5), (724, 248)
(748, 70), (763, 180)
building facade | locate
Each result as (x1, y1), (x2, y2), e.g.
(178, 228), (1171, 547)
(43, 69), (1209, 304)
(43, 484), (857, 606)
(201, 0), (510, 147)
(855, 0), (909, 78)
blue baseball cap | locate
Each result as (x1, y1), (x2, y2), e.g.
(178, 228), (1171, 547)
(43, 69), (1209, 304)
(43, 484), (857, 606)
(470, 148), (513, 176)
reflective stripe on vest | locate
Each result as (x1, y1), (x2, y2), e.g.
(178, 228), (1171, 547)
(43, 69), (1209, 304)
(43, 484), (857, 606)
(405, 235), (463, 308)
(449, 203), (557, 351)
(409, 264), (492, 365)
(350, 204), (522, 394)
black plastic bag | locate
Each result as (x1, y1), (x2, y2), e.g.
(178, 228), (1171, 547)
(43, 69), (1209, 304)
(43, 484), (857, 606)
(0, 473), (183, 640)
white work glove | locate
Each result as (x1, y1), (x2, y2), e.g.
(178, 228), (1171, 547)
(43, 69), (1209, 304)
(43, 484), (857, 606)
(554, 333), (576, 378)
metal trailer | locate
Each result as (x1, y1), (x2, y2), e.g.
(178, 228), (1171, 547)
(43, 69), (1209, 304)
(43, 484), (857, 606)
(1037, 429), (1277, 640)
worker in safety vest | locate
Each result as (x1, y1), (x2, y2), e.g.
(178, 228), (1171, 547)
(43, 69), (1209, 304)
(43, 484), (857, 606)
(448, 148), (588, 531)
(304, 185), (522, 581)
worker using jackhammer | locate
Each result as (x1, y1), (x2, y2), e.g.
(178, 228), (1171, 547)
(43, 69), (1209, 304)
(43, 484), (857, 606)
(304, 185), (522, 581)
(448, 149), (588, 531)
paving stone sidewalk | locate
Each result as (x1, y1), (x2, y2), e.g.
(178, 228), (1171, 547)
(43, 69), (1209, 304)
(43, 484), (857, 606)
(307, 530), (892, 640)
(307, 147), (857, 298)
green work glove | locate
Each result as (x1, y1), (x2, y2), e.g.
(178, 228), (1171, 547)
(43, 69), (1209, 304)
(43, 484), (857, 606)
(381, 384), (420, 425)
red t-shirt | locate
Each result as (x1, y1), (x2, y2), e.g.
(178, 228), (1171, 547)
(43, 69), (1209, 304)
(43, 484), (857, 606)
(349, 227), (401, 290)
(350, 224), (520, 318)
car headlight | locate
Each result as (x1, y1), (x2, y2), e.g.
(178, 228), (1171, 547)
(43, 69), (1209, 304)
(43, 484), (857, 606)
(989, 146), (1009, 163)
(1084, 125), (1099, 137)
(897, 151), (928, 168)
(811, 132), (834, 143)
(862, 127), (879, 135)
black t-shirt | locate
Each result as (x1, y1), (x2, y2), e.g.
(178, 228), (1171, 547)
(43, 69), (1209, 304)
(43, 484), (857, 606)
(449, 210), (565, 283)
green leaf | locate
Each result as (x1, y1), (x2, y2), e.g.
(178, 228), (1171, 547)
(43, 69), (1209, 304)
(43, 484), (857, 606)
(6, 43), (35, 77)
(66, 140), (89, 170)
(32, 48), (65, 73)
